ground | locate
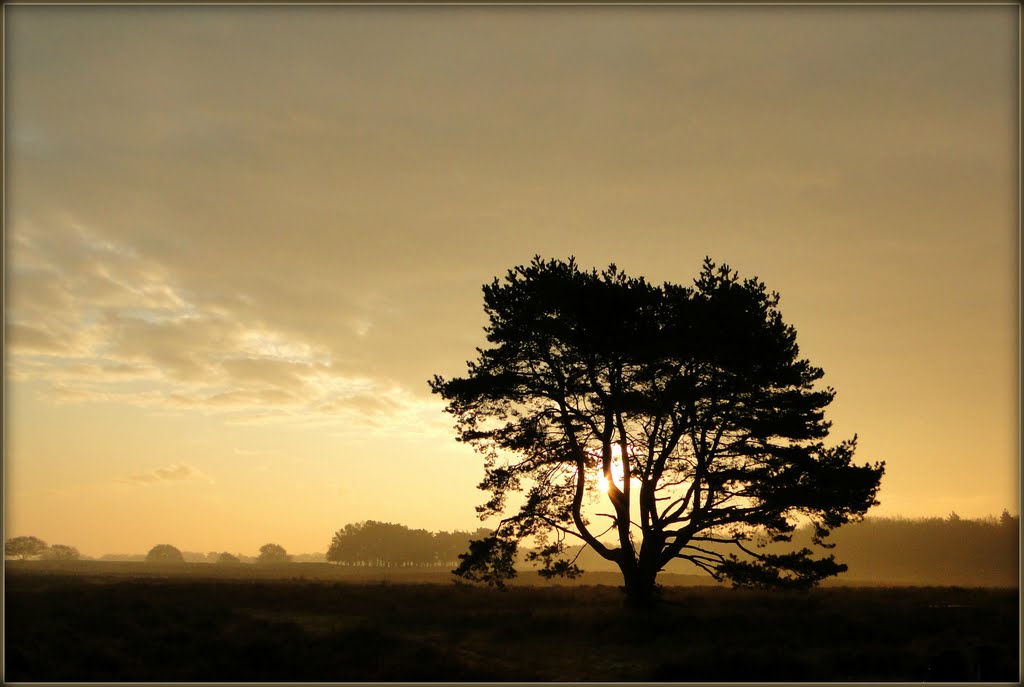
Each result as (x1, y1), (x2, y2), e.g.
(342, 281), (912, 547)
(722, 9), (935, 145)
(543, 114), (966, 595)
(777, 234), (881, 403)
(4, 561), (1019, 681)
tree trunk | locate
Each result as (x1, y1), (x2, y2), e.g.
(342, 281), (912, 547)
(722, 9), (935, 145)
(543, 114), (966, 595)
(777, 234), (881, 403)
(620, 562), (660, 609)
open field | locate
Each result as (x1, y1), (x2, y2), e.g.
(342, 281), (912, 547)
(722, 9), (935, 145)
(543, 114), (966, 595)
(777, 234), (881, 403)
(2, 559), (721, 586)
(5, 561), (1019, 682)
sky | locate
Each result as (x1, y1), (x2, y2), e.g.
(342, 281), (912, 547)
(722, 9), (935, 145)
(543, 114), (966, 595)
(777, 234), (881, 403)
(4, 5), (1018, 558)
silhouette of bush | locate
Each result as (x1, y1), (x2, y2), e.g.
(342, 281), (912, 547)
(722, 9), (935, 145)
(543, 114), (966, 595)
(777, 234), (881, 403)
(42, 544), (80, 561)
(216, 552), (241, 564)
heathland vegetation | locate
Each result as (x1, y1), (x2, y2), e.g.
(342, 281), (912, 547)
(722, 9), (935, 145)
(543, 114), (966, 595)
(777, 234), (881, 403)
(5, 569), (1017, 681)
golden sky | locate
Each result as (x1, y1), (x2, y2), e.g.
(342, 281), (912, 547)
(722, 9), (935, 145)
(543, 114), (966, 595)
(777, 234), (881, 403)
(5, 6), (1018, 557)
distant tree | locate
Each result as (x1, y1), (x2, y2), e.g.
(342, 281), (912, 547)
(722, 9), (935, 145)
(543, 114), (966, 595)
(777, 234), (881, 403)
(216, 552), (241, 564)
(431, 257), (885, 604)
(5, 536), (49, 560)
(257, 543), (291, 564)
(42, 544), (81, 561)
(145, 544), (185, 563)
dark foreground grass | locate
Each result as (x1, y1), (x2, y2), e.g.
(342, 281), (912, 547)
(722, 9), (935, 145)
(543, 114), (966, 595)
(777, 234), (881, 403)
(4, 565), (1018, 682)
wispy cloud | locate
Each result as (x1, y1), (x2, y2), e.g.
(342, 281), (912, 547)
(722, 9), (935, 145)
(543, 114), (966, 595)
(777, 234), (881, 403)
(6, 216), (446, 435)
(120, 462), (213, 486)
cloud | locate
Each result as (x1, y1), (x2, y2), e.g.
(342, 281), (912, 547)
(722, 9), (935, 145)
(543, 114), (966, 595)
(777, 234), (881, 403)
(5, 215), (443, 433)
(6, 322), (72, 355)
(316, 393), (399, 417)
(220, 357), (314, 392)
(121, 462), (213, 486)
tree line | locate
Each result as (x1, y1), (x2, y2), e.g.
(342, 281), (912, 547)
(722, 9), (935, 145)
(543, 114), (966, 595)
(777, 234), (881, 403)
(4, 522), (491, 569)
(806, 511), (1019, 585)
(9, 511), (1015, 585)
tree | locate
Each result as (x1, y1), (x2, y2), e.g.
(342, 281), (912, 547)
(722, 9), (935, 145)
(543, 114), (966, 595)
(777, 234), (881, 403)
(145, 544), (185, 563)
(216, 552), (241, 564)
(5, 536), (49, 560)
(257, 543), (291, 564)
(999, 509), (1017, 529)
(327, 521), (490, 567)
(430, 257), (884, 605)
(42, 544), (81, 561)
(326, 521), (425, 567)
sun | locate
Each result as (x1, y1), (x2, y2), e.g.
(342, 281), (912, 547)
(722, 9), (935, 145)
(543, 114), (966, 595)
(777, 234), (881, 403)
(592, 443), (640, 492)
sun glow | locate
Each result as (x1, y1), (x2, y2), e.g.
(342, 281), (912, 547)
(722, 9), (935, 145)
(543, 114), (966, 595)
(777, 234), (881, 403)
(592, 443), (641, 493)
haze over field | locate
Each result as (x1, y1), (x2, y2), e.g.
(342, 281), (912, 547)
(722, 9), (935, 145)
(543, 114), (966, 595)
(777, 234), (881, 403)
(5, 5), (1018, 558)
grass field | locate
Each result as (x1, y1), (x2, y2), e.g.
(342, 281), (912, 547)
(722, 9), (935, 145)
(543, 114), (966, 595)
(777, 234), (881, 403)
(4, 561), (1019, 681)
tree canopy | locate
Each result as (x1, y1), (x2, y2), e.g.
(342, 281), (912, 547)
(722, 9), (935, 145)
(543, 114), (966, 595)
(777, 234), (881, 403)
(5, 536), (49, 560)
(257, 543), (291, 564)
(145, 544), (185, 563)
(430, 257), (884, 603)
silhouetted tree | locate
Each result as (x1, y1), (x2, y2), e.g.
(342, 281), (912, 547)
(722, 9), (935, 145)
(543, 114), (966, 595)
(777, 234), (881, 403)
(145, 544), (185, 563)
(216, 552), (241, 564)
(431, 257), (884, 604)
(42, 544), (81, 561)
(257, 543), (291, 564)
(5, 536), (49, 560)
